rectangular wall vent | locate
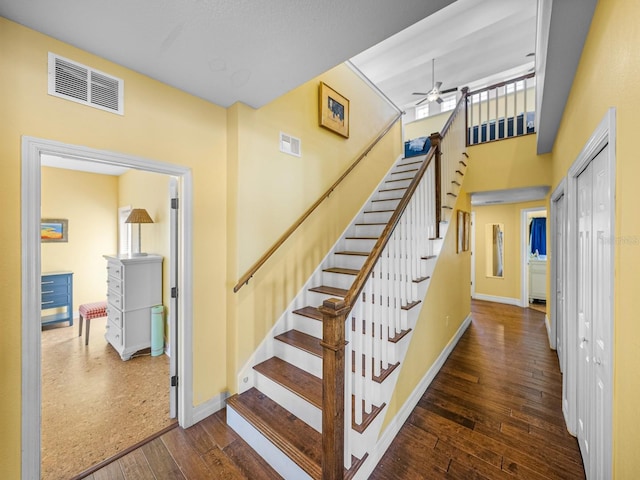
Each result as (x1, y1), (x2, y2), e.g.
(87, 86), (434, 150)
(48, 53), (124, 115)
(280, 132), (301, 157)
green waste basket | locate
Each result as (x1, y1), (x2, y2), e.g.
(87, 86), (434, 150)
(151, 305), (164, 357)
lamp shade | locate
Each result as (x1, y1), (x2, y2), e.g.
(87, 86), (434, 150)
(125, 208), (154, 224)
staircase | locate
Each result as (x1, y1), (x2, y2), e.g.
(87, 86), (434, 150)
(227, 99), (468, 479)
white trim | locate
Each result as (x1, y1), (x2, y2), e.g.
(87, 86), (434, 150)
(355, 315), (472, 480)
(563, 108), (615, 474)
(550, 178), (567, 356)
(21, 137), (195, 479)
(191, 391), (229, 425)
(470, 212), (476, 297)
(345, 60), (403, 115)
(472, 293), (521, 307)
(520, 207), (547, 309)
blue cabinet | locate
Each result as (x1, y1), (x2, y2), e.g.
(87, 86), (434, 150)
(41, 272), (73, 326)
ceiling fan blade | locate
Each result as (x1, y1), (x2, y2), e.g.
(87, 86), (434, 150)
(415, 97), (429, 106)
(440, 86), (458, 94)
(436, 96), (443, 104)
(412, 92), (429, 96)
(435, 81), (442, 90)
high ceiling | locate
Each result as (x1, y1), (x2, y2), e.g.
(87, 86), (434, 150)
(351, 0), (537, 111)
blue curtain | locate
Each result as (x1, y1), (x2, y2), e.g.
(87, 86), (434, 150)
(530, 217), (546, 256)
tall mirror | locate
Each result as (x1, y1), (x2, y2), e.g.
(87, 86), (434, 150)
(485, 223), (504, 278)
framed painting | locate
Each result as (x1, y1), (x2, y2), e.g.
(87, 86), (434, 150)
(463, 211), (471, 251)
(456, 210), (464, 254)
(319, 82), (350, 138)
(41, 218), (68, 243)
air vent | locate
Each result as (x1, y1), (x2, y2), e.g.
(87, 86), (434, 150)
(48, 53), (124, 115)
(280, 132), (301, 157)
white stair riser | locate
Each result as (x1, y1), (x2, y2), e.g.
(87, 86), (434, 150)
(370, 198), (401, 211)
(384, 178), (412, 189)
(333, 254), (368, 271)
(288, 314), (322, 338)
(322, 271), (357, 290)
(389, 170), (416, 181)
(353, 224), (386, 237)
(254, 372), (322, 432)
(343, 238), (377, 252)
(274, 340), (322, 378)
(375, 188), (407, 201)
(348, 413), (387, 459)
(227, 407), (313, 480)
(395, 160), (423, 172)
(363, 211), (393, 224)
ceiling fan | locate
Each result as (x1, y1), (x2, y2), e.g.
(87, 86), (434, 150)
(412, 58), (458, 106)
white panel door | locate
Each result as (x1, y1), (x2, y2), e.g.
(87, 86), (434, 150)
(555, 193), (565, 372)
(576, 160), (593, 466)
(590, 144), (612, 479)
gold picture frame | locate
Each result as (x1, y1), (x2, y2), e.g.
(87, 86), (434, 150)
(457, 210), (464, 254)
(463, 211), (471, 252)
(319, 82), (350, 138)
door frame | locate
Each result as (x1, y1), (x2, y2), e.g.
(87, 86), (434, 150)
(21, 136), (194, 479)
(550, 179), (566, 359)
(563, 108), (615, 476)
(519, 206), (547, 309)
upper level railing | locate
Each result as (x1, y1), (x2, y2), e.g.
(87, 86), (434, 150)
(319, 90), (468, 478)
(466, 73), (535, 146)
(233, 111), (403, 293)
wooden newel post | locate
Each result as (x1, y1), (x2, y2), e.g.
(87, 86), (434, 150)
(319, 297), (349, 480)
(430, 132), (442, 239)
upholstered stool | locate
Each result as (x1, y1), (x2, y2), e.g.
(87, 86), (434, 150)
(78, 301), (107, 346)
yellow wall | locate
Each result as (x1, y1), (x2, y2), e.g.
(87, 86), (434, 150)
(0, 18), (228, 477)
(465, 134), (552, 193)
(118, 169), (172, 318)
(472, 200), (546, 301)
(41, 167), (118, 310)
(227, 63), (401, 386)
(383, 187), (472, 429)
(548, 0), (640, 475)
(404, 110), (450, 141)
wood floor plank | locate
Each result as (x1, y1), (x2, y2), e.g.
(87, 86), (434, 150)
(87, 300), (584, 480)
(92, 461), (124, 480)
(160, 427), (215, 478)
(117, 449), (155, 480)
(140, 438), (186, 479)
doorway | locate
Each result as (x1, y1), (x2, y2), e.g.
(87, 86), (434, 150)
(21, 137), (194, 479)
(519, 207), (547, 311)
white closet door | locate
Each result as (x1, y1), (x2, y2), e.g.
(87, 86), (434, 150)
(555, 193), (565, 373)
(576, 159), (593, 466)
(590, 144), (612, 478)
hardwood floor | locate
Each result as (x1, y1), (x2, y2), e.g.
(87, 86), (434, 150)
(86, 300), (584, 479)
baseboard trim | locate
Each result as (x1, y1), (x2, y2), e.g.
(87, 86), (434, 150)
(356, 314), (472, 479)
(472, 293), (521, 307)
(191, 391), (229, 424)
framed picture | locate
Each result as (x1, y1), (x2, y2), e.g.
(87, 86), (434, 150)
(319, 82), (350, 138)
(456, 210), (464, 254)
(463, 211), (471, 252)
(41, 218), (68, 243)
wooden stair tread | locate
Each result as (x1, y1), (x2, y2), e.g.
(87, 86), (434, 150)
(351, 318), (411, 343)
(447, 192), (457, 197)
(455, 169), (464, 175)
(459, 160), (467, 167)
(309, 285), (348, 297)
(385, 177), (415, 183)
(335, 250), (369, 257)
(388, 328), (411, 343)
(355, 222), (386, 226)
(352, 398), (386, 434)
(351, 351), (400, 384)
(324, 267), (359, 276)
(364, 209), (394, 213)
(422, 255), (436, 260)
(254, 357), (322, 409)
(372, 197), (403, 202)
(413, 276), (431, 283)
(345, 236), (379, 240)
(293, 306), (323, 321)
(274, 330), (322, 357)
(402, 300), (421, 311)
(227, 388), (322, 479)
(378, 186), (407, 193)
(452, 180), (461, 186)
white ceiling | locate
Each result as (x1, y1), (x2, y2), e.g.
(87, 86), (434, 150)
(351, 0), (537, 111)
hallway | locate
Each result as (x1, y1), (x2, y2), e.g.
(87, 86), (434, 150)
(84, 300), (584, 479)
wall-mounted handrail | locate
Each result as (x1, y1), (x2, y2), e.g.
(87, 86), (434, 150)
(233, 112), (404, 293)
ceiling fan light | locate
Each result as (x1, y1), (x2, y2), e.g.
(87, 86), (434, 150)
(426, 89), (440, 102)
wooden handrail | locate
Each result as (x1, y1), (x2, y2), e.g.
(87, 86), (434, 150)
(467, 72), (535, 97)
(441, 86), (469, 138)
(233, 112), (404, 293)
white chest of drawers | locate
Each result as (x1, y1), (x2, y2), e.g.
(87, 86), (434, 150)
(103, 254), (163, 360)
